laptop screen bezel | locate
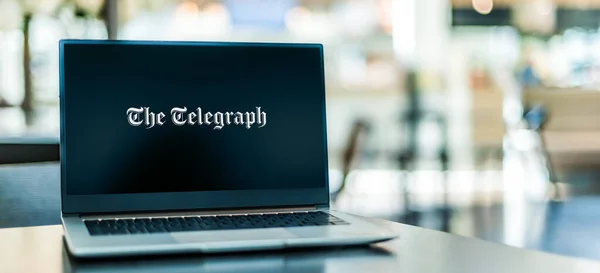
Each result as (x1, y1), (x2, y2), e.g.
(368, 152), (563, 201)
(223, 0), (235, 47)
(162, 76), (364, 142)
(59, 39), (330, 214)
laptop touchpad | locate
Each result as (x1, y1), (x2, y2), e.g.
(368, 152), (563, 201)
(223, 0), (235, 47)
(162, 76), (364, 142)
(171, 228), (298, 243)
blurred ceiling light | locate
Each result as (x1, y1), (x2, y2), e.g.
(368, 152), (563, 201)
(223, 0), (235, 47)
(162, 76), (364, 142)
(472, 0), (493, 15)
(285, 6), (312, 23)
(202, 2), (226, 14)
(176, 0), (200, 15)
(284, 5), (312, 34)
(377, 0), (393, 34)
(288, 6), (311, 18)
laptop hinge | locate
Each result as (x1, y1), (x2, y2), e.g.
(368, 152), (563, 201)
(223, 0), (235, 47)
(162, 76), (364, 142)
(81, 205), (320, 220)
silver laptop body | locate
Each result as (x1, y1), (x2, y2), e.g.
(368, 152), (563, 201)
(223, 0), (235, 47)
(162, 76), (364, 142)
(59, 39), (397, 258)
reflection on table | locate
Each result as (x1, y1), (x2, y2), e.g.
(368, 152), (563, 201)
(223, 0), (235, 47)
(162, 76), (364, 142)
(2, 222), (600, 273)
(64, 245), (394, 273)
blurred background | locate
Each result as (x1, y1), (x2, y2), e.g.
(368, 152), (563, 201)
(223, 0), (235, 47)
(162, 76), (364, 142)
(0, 0), (599, 261)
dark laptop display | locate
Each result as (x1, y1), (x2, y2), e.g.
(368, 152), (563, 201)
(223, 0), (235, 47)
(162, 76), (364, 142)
(61, 41), (328, 196)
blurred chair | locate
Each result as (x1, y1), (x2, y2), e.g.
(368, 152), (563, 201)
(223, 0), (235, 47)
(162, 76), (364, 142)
(331, 118), (371, 200)
(397, 71), (449, 170)
(523, 102), (600, 256)
(523, 88), (600, 174)
(396, 71), (451, 231)
(523, 104), (562, 196)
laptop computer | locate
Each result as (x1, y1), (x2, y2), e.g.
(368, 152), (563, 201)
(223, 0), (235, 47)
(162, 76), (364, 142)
(59, 39), (398, 258)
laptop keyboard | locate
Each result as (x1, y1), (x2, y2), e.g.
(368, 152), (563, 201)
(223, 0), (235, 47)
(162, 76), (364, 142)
(84, 211), (349, 236)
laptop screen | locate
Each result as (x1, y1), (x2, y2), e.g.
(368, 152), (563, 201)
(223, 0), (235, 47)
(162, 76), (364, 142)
(62, 41), (327, 196)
